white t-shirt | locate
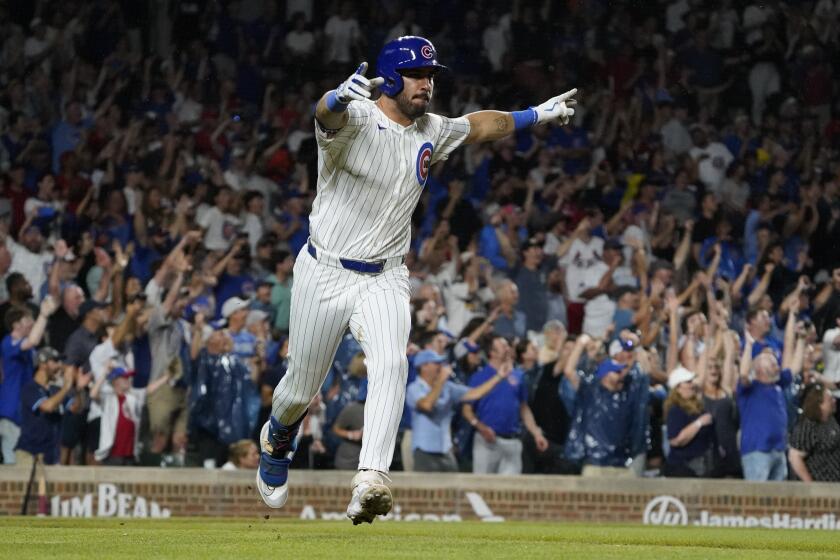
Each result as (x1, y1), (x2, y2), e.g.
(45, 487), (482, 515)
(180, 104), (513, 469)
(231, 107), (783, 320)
(24, 35), (51, 61)
(666, 0), (691, 33)
(690, 142), (734, 191)
(174, 93), (203, 124)
(661, 118), (693, 157)
(822, 327), (840, 396)
(287, 129), (313, 154)
(324, 16), (360, 63)
(743, 4), (772, 45)
(559, 237), (604, 302)
(581, 261), (615, 338)
(482, 17), (511, 72)
(6, 237), (52, 298)
(242, 212), (263, 256)
(710, 8), (739, 49)
(285, 30), (315, 55)
(88, 339), (135, 422)
(198, 206), (241, 251)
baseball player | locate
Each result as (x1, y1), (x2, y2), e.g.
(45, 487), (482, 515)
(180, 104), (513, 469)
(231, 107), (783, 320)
(256, 35), (577, 524)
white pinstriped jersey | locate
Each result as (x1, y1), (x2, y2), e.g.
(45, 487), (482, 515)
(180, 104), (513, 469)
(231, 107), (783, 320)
(311, 99), (470, 261)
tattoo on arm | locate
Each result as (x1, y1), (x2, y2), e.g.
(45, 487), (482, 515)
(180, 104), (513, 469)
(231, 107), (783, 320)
(494, 117), (508, 132)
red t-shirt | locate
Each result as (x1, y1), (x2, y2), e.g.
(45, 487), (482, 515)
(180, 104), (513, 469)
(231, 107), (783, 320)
(110, 394), (136, 458)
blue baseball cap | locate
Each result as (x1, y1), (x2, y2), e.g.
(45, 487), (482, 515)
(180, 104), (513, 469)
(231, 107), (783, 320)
(463, 341), (480, 353)
(183, 295), (211, 322)
(107, 367), (135, 382)
(595, 359), (626, 380)
(414, 350), (447, 368)
(608, 338), (636, 357)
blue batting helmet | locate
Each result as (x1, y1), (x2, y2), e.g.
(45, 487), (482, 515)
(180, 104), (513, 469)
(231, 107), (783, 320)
(376, 36), (446, 97)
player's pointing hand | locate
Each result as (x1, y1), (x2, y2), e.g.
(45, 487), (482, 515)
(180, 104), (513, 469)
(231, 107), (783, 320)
(335, 62), (386, 104)
(534, 88), (578, 126)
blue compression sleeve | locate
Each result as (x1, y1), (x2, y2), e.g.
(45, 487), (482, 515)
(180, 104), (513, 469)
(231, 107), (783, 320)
(325, 90), (348, 113)
(511, 108), (538, 130)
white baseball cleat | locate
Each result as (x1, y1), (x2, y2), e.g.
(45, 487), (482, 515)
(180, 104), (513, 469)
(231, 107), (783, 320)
(346, 470), (393, 525)
(255, 419), (295, 509)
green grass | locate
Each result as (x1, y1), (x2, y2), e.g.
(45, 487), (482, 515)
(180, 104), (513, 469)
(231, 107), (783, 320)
(2, 517), (840, 559)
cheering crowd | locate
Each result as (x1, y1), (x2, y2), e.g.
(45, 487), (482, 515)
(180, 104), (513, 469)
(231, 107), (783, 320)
(0, 0), (838, 482)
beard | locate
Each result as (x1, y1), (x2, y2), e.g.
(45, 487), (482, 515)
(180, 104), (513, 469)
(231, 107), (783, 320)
(395, 89), (431, 120)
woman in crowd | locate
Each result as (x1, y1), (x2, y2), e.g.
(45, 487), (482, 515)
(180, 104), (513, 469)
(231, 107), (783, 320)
(788, 383), (840, 482)
(663, 366), (716, 478)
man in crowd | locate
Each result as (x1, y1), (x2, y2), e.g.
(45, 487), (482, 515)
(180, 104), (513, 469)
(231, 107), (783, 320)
(0, 296), (57, 463)
(563, 334), (651, 477)
(405, 349), (512, 472)
(738, 316), (800, 481)
(462, 336), (548, 474)
(16, 348), (88, 466)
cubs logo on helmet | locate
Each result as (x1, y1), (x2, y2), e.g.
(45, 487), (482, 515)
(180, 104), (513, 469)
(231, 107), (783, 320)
(415, 142), (434, 187)
(376, 36), (447, 97)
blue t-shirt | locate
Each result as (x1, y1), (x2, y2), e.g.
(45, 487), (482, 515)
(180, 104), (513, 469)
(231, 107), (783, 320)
(277, 212), (309, 257)
(493, 309), (527, 340)
(16, 381), (66, 464)
(468, 366), (527, 436)
(0, 336), (35, 424)
(230, 329), (257, 360)
(666, 405), (714, 466)
(51, 118), (92, 172)
(478, 224), (526, 273)
(547, 125), (590, 175)
(214, 273), (256, 318)
(736, 368), (792, 454)
(129, 244), (163, 286)
(405, 378), (469, 453)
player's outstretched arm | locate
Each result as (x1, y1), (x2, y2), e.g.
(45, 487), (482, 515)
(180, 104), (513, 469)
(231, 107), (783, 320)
(462, 89), (578, 145)
(315, 62), (384, 131)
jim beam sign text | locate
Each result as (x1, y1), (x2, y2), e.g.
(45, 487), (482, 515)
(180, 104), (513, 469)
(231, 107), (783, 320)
(50, 483), (170, 518)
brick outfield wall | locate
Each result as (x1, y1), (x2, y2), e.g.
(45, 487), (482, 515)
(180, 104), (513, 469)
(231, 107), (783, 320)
(0, 467), (839, 528)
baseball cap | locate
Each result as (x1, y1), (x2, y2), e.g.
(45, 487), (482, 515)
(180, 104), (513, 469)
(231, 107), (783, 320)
(453, 338), (481, 360)
(595, 359), (626, 380)
(246, 309), (269, 327)
(79, 299), (108, 319)
(520, 237), (542, 252)
(608, 338), (636, 357)
(221, 297), (250, 319)
(655, 89), (674, 105)
(668, 366), (696, 390)
(183, 296), (211, 322)
(37, 347), (62, 364)
(414, 350), (447, 368)
(107, 367), (135, 382)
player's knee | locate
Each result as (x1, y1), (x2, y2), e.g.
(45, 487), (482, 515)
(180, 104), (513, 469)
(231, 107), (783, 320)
(372, 354), (407, 377)
(276, 389), (314, 412)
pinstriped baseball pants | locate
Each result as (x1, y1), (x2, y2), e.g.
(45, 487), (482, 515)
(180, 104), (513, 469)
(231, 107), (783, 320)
(271, 246), (411, 473)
